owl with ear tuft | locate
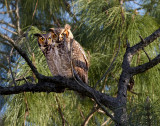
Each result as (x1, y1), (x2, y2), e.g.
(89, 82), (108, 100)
(35, 24), (89, 84)
(34, 32), (60, 77)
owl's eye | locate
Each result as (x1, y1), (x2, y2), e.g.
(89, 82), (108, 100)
(62, 33), (65, 36)
(40, 37), (45, 41)
(48, 37), (51, 41)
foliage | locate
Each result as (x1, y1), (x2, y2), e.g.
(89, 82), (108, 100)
(0, 0), (160, 125)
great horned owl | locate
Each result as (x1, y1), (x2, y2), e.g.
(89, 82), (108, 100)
(35, 24), (89, 84)
(34, 32), (60, 77)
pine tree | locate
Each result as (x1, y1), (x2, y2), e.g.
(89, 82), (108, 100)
(0, 0), (160, 125)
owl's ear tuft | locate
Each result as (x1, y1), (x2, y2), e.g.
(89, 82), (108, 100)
(48, 28), (54, 32)
(34, 33), (42, 37)
(65, 24), (71, 30)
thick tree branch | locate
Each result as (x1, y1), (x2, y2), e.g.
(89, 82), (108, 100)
(131, 54), (160, 75)
(115, 28), (160, 125)
(0, 75), (117, 111)
(130, 28), (160, 55)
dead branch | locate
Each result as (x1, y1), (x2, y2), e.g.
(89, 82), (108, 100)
(55, 96), (68, 126)
(32, 0), (38, 20)
(8, 47), (16, 86)
(15, 0), (21, 35)
(0, 20), (16, 28)
(0, 10), (15, 14)
(81, 106), (99, 126)
(2, 26), (18, 35)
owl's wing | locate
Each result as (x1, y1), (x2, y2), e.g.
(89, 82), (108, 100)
(72, 40), (89, 84)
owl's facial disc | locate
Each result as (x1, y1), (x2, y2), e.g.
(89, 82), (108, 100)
(49, 28), (58, 41)
(59, 30), (69, 41)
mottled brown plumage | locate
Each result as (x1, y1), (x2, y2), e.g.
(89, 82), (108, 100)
(35, 24), (89, 84)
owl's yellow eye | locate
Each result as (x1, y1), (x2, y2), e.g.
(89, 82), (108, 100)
(48, 37), (51, 41)
(40, 37), (45, 41)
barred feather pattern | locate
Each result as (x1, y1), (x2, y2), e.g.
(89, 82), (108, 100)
(43, 38), (89, 84)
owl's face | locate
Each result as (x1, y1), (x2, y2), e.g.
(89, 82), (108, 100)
(34, 33), (53, 52)
(49, 24), (73, 42)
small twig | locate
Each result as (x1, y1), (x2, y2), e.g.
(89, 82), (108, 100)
(139, 35), (145, 43)
(101, 116), (112, 126)
(15, 0), (21, 35)
(78, 107), (85, 120)
(2, 26), (18, 35)
(32, 0), (38, 20)
(0, 32), (15, 44)
(0, 62), (9, 72)
(0, 50), (9, 55)
(142, 48), (151, 61)
(52, 16), (61, 27)
(8, 47), (17, 86)
(0, 10), (15, 14)
(5, 0), (14, 25)
(139, 35), (151, 61)
(0, 41), (12, 47)
(55, 96), (68, 126)
(15, 76), (34, 82)
(126, 39), (130, 48)
(23, 92), (29, 126)
(64, 1), (78, 23)
(81, 105), (99, 126)
(0, 20), (16, 28)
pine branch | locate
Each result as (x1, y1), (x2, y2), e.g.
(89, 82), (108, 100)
(5, 0), (14, 24)
(2, 26), (18, 35)
(0, 32), (41, 79)
(0, 63), (9, 71)
(32, 0), (38, 20)
(0, 33), (15, 43)
(1, 24), (160, 125)
(94, 39), (120, 88)
(56, 96), (68, 126)
(0, 10), (15, 14)
(0, 20), (16, 28)
(15, 0), (21, 34)
(130, 28), (160, 55)
(131, 54), (160, 75)
(81, 106), (99, 126)
(0, 50), (9, 55)
(0, 41), (12, 47)
(8, 47), (16, 86)
(115, 28), (160, 124)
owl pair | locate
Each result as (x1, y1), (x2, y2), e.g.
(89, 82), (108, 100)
(34, 24), (89, 84)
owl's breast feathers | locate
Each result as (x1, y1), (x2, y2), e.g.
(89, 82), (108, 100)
(42, 38), (89, 84)
(71, 40), (89, 84)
